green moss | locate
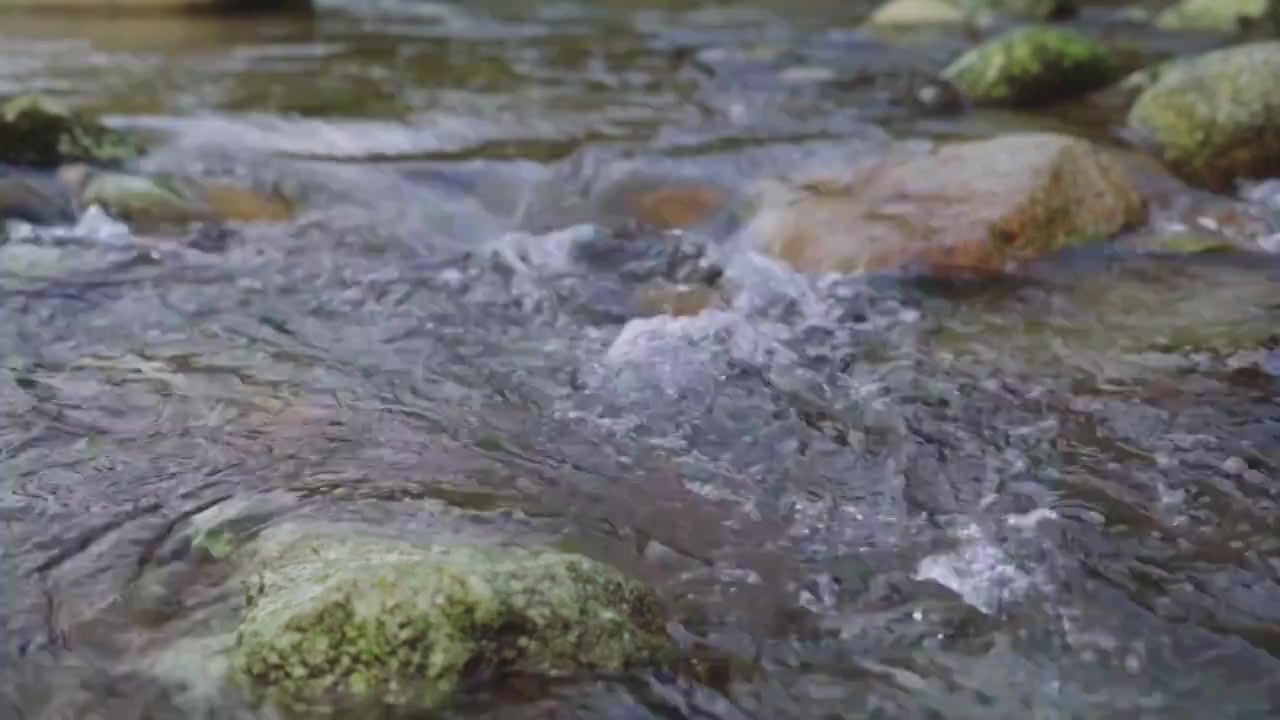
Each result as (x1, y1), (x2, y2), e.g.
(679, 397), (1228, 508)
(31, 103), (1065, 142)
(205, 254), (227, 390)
(942, 26), (1118, 107)
(1127, 41), (1280, 190)
(0, 95), (140, 167)
(1154, 0), (1274, 34)
(232, 531), (671, 712)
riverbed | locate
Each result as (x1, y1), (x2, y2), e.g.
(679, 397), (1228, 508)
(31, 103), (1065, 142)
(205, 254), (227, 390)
(3, 2), (1279, 718)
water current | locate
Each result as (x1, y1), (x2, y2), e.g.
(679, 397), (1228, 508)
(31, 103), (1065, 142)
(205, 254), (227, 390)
(2, 2), (1279, 718)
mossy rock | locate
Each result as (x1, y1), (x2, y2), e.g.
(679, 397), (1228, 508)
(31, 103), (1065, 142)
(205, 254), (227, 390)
(0, 95), (139, 167)
(1154, 0), (1279, 34)
(1127, 42), (1280, 191)
(942, 26), (1119, 107)
(232, 529), (672, 711)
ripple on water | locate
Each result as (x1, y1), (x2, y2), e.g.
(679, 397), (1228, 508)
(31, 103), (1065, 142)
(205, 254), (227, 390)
(4, 1), (1280, 718)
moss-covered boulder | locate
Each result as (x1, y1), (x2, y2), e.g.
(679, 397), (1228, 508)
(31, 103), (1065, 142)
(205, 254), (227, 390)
(231, 529), (671, 711)
(941, 26), (1119, 107)
(0, 95), (139, 167)
(863, 0), (1076, 29)
(1154, 0), (1280, 34)
(1127, 42), (1280, 191)
(744, 132), (1146, 276)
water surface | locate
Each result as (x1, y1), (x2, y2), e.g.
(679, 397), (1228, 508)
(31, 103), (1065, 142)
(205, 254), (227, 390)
(2, 2), (1279, 718)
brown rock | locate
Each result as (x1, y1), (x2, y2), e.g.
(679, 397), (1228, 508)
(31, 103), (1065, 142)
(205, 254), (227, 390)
(201, 182), (293, 222)
(747, 132), (1146, 275)
(621, 183), (729, 230)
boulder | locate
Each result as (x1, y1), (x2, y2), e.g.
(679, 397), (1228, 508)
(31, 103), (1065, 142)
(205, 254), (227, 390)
(743, 132), (1146, 275)
(942, 26), (1119, 107)
(232, 528), (671, 711)
(0, 95), (139, 167)
(1127, 42), (1280, 191)
(863, 0), (1076, 29)
(1154, 0), (1280, 34)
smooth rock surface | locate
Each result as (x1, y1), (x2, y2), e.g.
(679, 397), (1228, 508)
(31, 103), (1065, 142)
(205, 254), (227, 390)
(863, 0), (1076, 28)
(743, 132), (1146, 275)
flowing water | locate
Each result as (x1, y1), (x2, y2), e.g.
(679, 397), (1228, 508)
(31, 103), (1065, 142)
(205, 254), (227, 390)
(2, 2), (1279, 718)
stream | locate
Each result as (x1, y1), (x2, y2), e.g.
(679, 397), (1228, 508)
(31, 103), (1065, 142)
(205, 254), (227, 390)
(2, 1), (1280, 718)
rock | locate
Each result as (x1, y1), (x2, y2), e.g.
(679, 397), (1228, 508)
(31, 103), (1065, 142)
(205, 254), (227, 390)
(744, 132), (1146, 275)
(0, 171), (77, 225)
(863, 0), (1076, 29)
(619, 183), (729, 230)
(864, 0), (969, 28)
(58, 165), (292, 226)
(1127, 42), (1280, 191)
(942, 26), (1119, 107)
(200, 182), (293, 222)
(927, 258), (1280, 373)
(232, 528), (671, 711)
(1154, 0), (1279, 34)
(0, 95), (139, 167)
(0, 0), (310, 13)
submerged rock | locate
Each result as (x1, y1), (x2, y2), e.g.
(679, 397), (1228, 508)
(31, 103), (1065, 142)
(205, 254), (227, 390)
(744, 132), (1145, 275)
(58, 165), (292, 227)
(232, 529), (671, 711)
(0, 172), (76, 225)
(863, 0), (1076, 29)
(1127, 42), (1280, 191)
(1, 0), (311, 12)
(1154, 0), (1279, 34)
(0, 95), (139, 167)
(942, 26), (1119, 107)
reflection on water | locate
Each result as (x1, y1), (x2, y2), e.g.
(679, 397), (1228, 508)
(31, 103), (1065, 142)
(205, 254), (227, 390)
(3, 1), (1280, 719)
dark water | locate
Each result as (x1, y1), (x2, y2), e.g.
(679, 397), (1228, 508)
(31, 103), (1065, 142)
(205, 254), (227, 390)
(2, 2), (1280, 718)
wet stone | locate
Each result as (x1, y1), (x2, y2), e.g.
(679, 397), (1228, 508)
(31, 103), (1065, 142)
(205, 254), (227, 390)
(744, 132), (1145, 275)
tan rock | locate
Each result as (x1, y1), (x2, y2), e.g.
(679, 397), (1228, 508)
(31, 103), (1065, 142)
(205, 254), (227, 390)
(623, 183), (729, 230)
(744, 132), (1146, 275)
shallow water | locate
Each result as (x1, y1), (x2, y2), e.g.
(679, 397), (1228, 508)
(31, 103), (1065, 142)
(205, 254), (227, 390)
(2, 2), (1279, 718)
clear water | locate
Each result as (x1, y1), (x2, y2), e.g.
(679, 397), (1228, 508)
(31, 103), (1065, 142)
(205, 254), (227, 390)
(2, 2), (1279, 718)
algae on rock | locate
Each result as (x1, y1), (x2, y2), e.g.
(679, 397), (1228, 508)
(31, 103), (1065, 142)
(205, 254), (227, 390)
(942, 26), (1118, 107)
(0, 95), (139, 167)
(1127, 42), (1280, 191)
(1155, 0), (1279, 34)
(232, 529), (671, 711)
